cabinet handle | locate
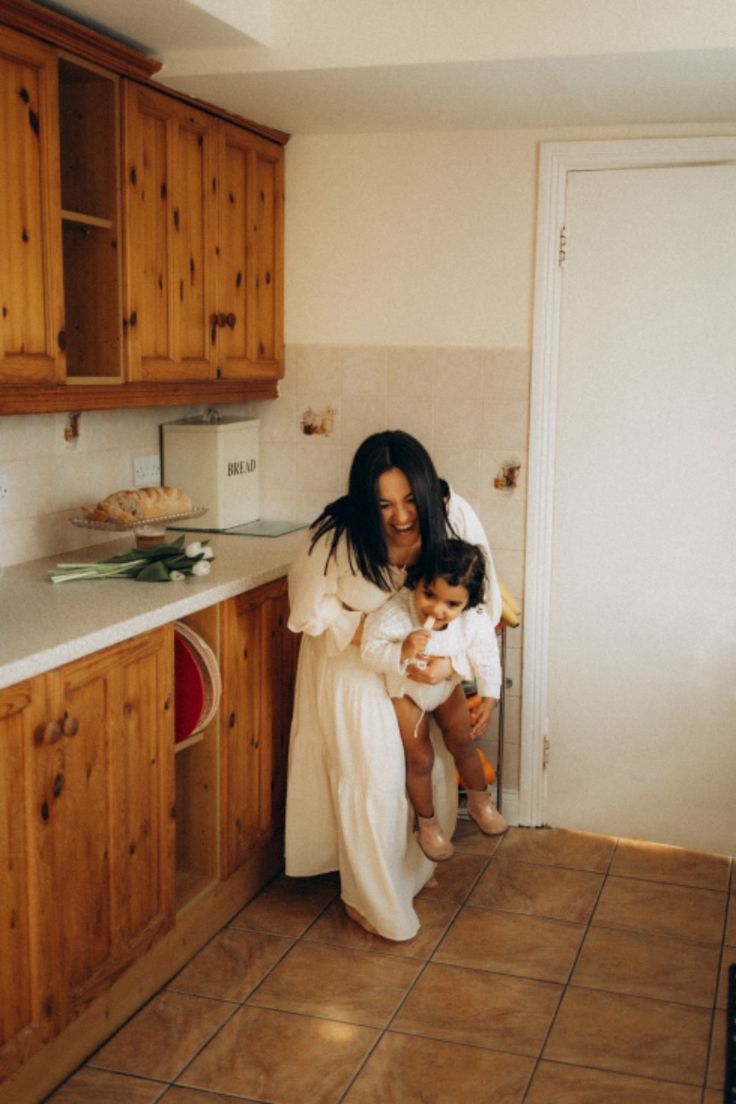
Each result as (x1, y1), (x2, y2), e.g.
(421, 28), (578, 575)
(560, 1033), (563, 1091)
(63, 714), (79, 737)
(44, 721), (62, 744)
(228, 711), (236, 728)
(217, 313), (227, 328)
(57, 330), (67, 351)
(225, 313), (236, 329)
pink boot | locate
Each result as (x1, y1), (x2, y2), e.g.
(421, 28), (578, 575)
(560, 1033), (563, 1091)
(416, 815), (455, 861)
(466, 790), (508, 836)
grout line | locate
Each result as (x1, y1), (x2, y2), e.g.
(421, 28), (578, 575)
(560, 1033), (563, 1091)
(334, 842), (498, 1103)
(519, 835), (620, 1103)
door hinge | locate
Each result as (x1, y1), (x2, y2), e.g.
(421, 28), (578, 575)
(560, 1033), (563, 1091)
(558, 225), (567, 267)
(543, 735), (551, 769)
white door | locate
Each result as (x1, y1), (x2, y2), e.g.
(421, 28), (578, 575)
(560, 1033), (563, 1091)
(524, 149), (736, 855)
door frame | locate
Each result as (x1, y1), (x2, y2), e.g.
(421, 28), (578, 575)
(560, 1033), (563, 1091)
(519, 135), (736, 826)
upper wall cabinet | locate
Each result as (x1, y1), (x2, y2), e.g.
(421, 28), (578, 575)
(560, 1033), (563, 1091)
(0, 27), (65, 385)
(123, 84), (284, 384)
(0, 0), (287, 414)
(122, 84), (217, 383)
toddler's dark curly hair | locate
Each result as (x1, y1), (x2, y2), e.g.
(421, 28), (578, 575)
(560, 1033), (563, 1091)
(407, 538), (487, 609)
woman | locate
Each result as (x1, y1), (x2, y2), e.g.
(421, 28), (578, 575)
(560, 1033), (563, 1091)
(284, 430), (504, 940)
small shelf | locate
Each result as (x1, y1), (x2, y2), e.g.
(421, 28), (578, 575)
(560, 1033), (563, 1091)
(62, 209), (115, 229)
(175, 730), (206, 754)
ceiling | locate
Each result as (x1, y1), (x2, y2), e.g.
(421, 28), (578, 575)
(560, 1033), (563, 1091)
(38, 0), (736, 135)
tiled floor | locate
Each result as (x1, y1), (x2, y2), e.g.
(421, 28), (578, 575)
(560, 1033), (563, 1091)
(46, 825), (734, 1104)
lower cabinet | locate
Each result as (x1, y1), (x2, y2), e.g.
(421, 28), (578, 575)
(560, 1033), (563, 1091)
(219, 577), (297, 878)
(0, 579), (299, 1102)
(0, 626), (175, 1084)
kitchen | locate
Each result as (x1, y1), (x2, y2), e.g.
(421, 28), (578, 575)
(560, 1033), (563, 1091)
(1, 1), (734, 1101)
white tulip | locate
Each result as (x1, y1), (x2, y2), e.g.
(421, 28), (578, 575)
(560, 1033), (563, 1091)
(185, 541), (203, 558)
(169, 570), (186, 581)
(191, 560), (211, 576)
(201, 546), (215, 560)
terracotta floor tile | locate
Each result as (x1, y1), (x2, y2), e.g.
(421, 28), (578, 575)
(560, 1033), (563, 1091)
(160, 1091), (248, 1104)
(342, 1031), (533, 1104)
(470, 857), (604, 922)
(418, 850), (489, 902)
(178, 1005), (377, 1104)
(45, 1067), (165, 1103)
(544, 986), (711, 1084)
(593, 875), (726, 944)
(704, 1091), (725, 1104)
(451, 817), (504, 856)
(246, 940), (421, 1027)
(229, 872), (338, 936)
(434, 904), (584, 983)
(304, 896), (457, 959)
(392, 961), (562, 1055)
(88, 991), (234, 1081)
(525, 1060), (701, 1103)
(611, 838), (731, 891)
(496, 826), (616, 871)
(167, 927), (292, 1001)
(572, 925), (721, 1006)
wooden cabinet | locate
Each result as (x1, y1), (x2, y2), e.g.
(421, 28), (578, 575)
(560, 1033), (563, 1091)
(123, 83), (284, 385)
(0, 26), (65, 385)
(0, 627), (175, 1084)
(122, 83), (216, 383)
(0, 580), (297, 1101)
(217, 121), (284, 379)
(0, 0), (287, 414)
(0, 680), (49, 1081)
(219, 578), (298, 877)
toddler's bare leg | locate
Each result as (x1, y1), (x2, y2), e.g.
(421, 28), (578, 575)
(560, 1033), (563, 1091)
(435, 686), (508, 837)
(393, 696), (433, 817)
(434, 685), (486, 791)
(393, 696), (455, 861)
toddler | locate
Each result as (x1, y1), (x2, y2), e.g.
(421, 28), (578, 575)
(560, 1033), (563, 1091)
(362, 538), (507, 861)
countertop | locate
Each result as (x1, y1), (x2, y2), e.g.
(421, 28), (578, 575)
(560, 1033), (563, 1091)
(0, 528), (308, 691)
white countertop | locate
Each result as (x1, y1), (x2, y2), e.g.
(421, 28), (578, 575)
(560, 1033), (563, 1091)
(0, 528), (308, 691)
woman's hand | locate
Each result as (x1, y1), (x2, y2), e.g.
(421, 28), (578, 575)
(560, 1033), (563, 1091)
(406, 655), (452, 684)
(469, 696), (496, 738)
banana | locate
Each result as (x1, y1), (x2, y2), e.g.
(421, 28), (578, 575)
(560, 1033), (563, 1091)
(497, 577), (521, 628)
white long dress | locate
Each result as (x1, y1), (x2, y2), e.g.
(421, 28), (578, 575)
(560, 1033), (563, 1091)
(284, 492), (501, 941)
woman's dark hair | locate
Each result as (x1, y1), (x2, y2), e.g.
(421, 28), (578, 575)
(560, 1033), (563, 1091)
(408, 538), (487, 609)
(309, 430), (449, 591)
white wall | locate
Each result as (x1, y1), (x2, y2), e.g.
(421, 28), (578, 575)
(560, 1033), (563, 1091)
(284, 131), (535, 347)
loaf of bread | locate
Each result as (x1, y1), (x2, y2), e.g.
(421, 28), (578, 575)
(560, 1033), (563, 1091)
(85, 486), (193, 524)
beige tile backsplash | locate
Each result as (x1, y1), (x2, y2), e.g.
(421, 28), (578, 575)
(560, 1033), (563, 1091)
(1, 343), (528, 791)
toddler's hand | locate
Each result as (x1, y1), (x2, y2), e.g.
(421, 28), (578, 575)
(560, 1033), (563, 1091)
(401, 629), (431, 662)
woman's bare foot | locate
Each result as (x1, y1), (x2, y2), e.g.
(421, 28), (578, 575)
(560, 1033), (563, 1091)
(344, 902), (379, 935)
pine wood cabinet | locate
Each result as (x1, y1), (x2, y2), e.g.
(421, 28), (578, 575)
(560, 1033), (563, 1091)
(0, 0), (287, 414)
(219, 578), (297, 877)
(123, 83), (284, 385)
(0, 26), (65, 385)
(0, 578), (298, 1102)
(0, 627), (175, 1085)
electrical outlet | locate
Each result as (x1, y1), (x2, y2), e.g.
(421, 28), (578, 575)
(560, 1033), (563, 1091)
(0, 472), (8, 510)
(132, 454), (161, 488)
